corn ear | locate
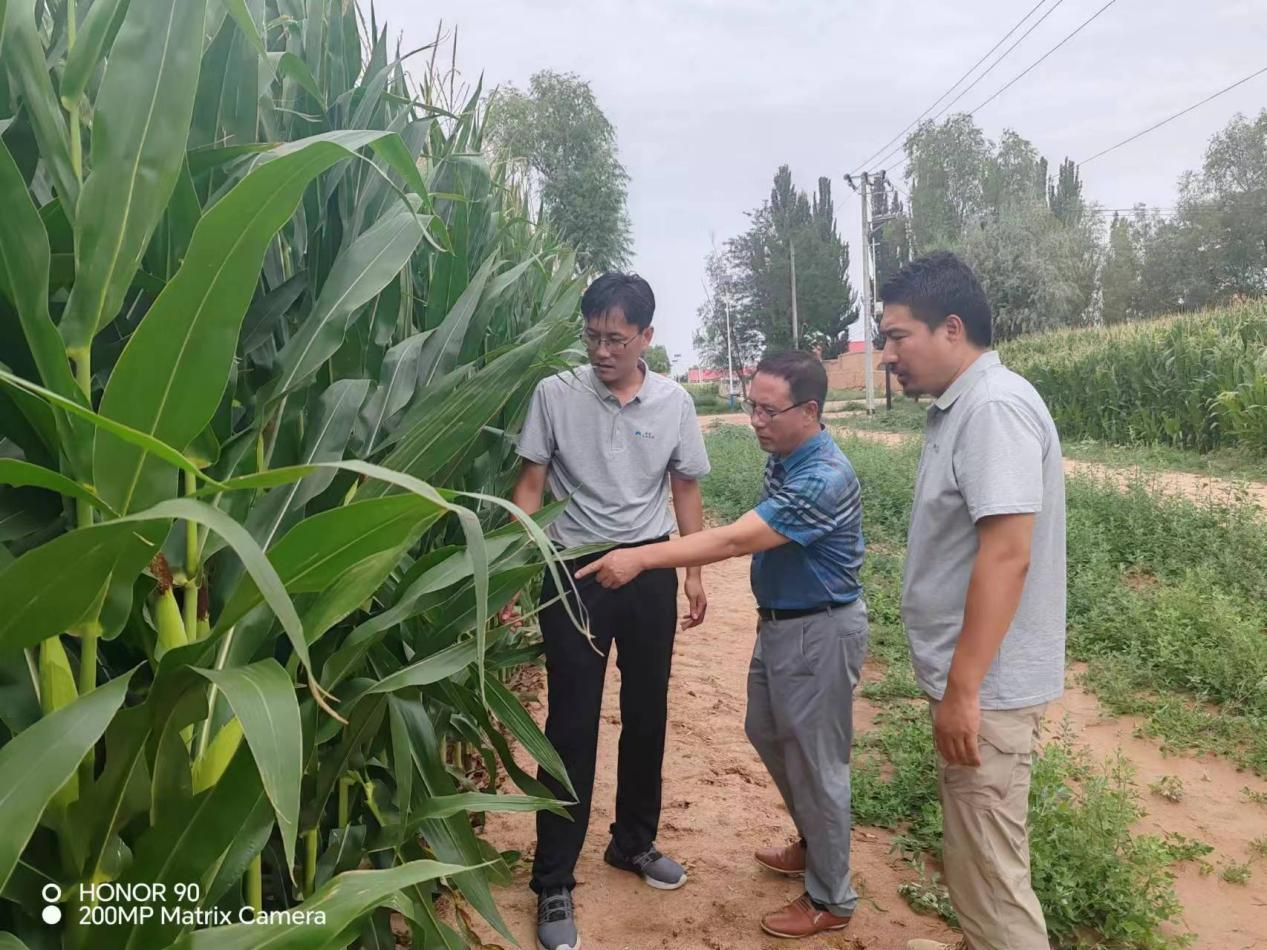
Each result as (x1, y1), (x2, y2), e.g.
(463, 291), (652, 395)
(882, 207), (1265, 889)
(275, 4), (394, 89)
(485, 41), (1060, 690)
(154, 587), (187, 660)
(39, 637), (81, 809)
(191, 717), (244, 794)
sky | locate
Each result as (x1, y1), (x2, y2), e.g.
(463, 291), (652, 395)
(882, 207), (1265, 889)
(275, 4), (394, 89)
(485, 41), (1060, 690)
(373, 0), (1266, 372)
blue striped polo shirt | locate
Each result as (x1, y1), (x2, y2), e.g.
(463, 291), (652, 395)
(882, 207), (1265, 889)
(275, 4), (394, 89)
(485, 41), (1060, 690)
(751, 428), (864, 610)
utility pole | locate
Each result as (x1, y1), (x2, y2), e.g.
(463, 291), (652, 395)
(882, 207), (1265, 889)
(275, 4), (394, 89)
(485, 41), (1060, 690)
(789, 239), (799, 347)
(860, 173), (875, 414)
(723, 294), (736, 410)
(847, 170), (902, 415)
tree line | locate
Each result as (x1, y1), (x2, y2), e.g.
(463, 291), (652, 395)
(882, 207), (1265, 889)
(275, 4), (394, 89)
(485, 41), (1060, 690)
(472, 71), (1265, 364)
(696, 108), (1267, 368)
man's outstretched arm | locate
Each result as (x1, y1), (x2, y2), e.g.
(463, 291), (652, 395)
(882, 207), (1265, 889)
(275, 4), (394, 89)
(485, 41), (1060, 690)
(577, 511), (787, 588)
(670, 475), (709, 628)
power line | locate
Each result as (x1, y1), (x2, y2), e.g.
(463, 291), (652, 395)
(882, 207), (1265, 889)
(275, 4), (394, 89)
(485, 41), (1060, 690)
(965, 0), (1120, 117)
(865, 0), (1072, 172)
(927, 0), (1073, 126)
(1087, 206), (1176, 214)
(869, 0), (1119, 176)
(846, 0), (1051, 176)
(1078, 64), (1267, 166)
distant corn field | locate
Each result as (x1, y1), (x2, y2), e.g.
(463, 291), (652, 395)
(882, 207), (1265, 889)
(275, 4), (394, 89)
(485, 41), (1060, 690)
(1000, 301), (1267, 455)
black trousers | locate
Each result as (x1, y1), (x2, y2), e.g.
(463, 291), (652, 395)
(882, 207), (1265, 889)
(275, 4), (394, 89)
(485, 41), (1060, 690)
(530, 540), (679, 893)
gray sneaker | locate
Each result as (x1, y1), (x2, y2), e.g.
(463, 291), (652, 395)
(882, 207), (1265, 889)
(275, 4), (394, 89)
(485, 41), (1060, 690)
(603, 841), (687, 890)
(536, 886), (580, 950)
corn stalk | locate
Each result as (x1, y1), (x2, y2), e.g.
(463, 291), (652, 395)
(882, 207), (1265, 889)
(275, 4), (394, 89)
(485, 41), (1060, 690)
(0, 1), (584, 945)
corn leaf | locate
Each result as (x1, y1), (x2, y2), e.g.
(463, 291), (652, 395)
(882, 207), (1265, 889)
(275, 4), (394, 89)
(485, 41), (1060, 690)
(175, 860), (476, 950)
(415, 256), (496, 388)
(59, 0), (132, 109)
(111, 744), (269, 950)
(0, 522), (158, 654)
(0, 459), (116, 517)
(93, 132), (419, 515)
(215, 495), (442, 633)
(1, 0), (78, 214)
(194, 660), (302, 888)
(59, 0), (208, 352)
(0, 142), (81, 405)
(390, 698), (510, 940)
(485, 676), (574, 797)
(268, 200), (428, 401)
(0, 671), (133, 893)
(119, 498), (316, 696)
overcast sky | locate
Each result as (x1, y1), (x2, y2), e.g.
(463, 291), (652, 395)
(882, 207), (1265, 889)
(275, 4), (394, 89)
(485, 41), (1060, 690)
(373, 0), (1266, 370)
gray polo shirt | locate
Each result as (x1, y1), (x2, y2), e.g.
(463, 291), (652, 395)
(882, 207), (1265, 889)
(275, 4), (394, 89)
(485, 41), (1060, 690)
(516, 363), (710, 548)
(902, 351), (1066, 709)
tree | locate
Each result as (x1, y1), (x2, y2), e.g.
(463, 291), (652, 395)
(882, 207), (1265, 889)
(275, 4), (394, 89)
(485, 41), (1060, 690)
(721, 166), (858, 359)
(1181, 110), (1267, 301)
(1127, 110), (1267, 317)
(872, 185), (911, 293)
(905, 115), (991, 249)
(1101, 213), (1142, 324)
(903, 116), (1098, 336)
(695, 248), (763, 397)
(644, 345), (671, 374)
(487, 71), (632, 272)
(985, 130), (1046, 214)
(959, 201), (1101, 340)
(1048, 159), (1085, 225)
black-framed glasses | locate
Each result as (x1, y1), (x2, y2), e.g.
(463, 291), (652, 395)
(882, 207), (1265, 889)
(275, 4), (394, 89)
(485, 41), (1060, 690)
(582, 331), (637, 352)
(742, 398), (811, 421)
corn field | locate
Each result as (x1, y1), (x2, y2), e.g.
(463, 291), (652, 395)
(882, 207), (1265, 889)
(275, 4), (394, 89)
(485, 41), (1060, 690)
(1000, 301), (1267, 454)
(0, 1), (587, 945)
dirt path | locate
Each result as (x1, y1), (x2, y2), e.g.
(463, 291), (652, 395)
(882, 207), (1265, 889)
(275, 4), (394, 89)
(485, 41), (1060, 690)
(471, 556), (1267, 949)
(471, 556), (958, 950)
(700, 414), (1267, 513)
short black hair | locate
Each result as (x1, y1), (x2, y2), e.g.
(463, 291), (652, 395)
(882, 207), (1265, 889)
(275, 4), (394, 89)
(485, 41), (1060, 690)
(879, 251), (993, 347)
(581, 272), (655, 330)
(755, 350), (827, 418)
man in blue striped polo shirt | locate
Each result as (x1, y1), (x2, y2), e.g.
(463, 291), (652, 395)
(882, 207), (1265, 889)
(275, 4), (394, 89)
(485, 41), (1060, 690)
(579, 350), (868, 940)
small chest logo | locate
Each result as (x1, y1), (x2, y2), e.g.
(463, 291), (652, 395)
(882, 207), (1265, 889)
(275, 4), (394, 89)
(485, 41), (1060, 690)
(633, 429), (655, 440)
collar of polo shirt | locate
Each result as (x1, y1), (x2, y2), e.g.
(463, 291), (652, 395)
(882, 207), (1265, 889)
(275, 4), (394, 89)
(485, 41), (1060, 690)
(933, 350), (1001, 412)
(590, 359), (653, 404)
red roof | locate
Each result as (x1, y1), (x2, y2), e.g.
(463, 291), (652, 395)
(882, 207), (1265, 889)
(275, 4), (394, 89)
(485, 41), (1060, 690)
(686, 366), (756, 383)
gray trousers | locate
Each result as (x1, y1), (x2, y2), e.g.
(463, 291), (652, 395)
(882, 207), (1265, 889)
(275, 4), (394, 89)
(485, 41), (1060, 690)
(745, 600), (869, 917)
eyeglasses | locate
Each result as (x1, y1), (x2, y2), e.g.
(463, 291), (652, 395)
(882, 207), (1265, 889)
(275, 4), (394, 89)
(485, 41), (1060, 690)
(742, 399), (811, 421)
(582, 331), (638, 352)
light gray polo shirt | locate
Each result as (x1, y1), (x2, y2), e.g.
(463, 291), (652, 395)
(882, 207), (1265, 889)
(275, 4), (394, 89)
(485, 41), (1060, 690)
(902, 350), (1066, 709)
(516, 363), (710, 547)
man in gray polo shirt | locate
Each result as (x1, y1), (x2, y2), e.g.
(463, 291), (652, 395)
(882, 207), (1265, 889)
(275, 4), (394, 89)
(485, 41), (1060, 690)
(509, 272), (710, 950)
(878, 252), (1066, 950)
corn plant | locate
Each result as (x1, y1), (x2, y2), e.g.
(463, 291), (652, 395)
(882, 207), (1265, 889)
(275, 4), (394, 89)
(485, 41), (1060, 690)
(0, 1), (586, 946)
(1000, 300), (1267, 455)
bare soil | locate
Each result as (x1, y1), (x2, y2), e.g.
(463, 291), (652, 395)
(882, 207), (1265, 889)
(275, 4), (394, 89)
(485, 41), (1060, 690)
(459, 418), (1267, 948)
(467, 557), (1267, 949)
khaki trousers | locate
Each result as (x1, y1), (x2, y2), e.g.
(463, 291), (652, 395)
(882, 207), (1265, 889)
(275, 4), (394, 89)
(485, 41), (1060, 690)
(932, 701), (1050, 950)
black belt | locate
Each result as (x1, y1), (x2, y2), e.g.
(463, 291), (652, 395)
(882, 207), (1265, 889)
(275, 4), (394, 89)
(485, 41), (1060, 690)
(757, 601), (854, 621)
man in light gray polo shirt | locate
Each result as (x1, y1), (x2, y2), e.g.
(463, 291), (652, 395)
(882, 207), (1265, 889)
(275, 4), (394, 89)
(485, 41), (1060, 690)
(878, 252), (1066, 950)
(509, 272), (709, 950)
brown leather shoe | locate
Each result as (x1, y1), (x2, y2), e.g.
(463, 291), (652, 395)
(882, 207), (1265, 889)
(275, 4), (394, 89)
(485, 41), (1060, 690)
(754, 838), (806, 876)
(760, 893), (851, 938)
